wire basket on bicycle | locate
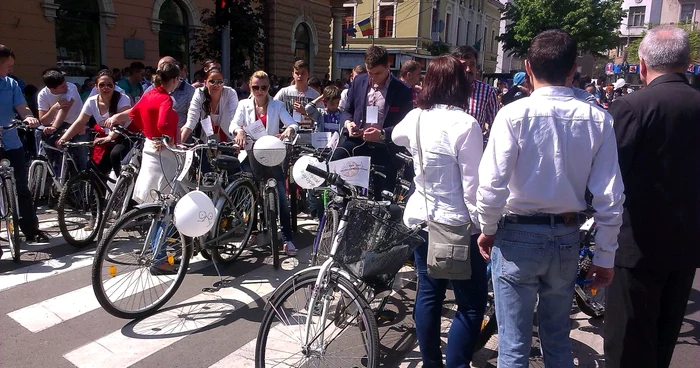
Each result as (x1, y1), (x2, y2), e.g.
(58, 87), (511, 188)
(335, 200), (424, 280)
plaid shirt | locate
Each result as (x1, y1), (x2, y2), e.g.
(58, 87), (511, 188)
(468, 80), (499, 132)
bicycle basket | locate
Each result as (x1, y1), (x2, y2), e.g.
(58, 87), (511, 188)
(334, 200), (424, 280)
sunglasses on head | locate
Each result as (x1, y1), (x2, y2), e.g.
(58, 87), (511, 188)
(252, 85), (269, 91)
(208, 79), (224, 86)
(98, 83), (114, 88)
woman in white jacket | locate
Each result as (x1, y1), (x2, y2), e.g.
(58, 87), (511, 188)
(181, 68), (238, 142)
(229, 70), (299, 256)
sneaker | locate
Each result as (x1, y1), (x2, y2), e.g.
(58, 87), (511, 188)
(26, 230), (51, 244)
(283, 241), (297, 257)
(149, 263), (178, 275)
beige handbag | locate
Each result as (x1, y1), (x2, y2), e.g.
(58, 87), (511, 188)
(416, 112), (473, 280)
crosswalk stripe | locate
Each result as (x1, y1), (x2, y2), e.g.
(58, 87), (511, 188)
(0, 249), (96, 292)
(63, 248), (311, 368)
(7, 256), (209, 333)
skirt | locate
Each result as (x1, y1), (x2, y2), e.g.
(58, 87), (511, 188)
(132, 138), (179, 204)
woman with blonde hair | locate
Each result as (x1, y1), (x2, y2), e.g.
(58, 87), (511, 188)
(230, 70), (299, 256)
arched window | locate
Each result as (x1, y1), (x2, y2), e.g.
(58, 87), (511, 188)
(294, 23), (311, 61)
(158, 0), (189, 68)
(55, 0), (101, 77)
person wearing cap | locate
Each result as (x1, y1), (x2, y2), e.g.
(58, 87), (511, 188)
(501, 72), (530, 105)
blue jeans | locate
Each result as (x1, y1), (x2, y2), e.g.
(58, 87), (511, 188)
(491, 222), (580, 368)
(414, 232), (488, 368)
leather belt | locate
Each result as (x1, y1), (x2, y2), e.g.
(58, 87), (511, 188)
(502, 213), (586, 226)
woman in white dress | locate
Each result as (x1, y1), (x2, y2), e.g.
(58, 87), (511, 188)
(58, 69), (132, 175)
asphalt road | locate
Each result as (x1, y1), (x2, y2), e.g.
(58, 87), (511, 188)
(1, 211), (698, 367)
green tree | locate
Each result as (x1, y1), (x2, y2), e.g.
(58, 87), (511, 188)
(190, 0), (265, 82)
(499, 0), (626, 57)
(625, 24), (700, 63)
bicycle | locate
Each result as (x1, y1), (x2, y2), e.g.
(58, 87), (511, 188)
(91, 137), (255, 319)
(94, 126), (145, 243)
(27, 127), (81, 208)
(0, 120), (28, 262)
(255, 164), (425, 367)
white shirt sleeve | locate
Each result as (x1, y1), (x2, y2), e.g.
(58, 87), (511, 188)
(37, 89), (52, 111)
(456, 118), (484, 230)
(477, 111), (520, 236)
(118, 94), (132, 110)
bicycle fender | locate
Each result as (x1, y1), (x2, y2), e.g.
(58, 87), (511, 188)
(135, 202), (163, 211)
(263, 265), (355, 311)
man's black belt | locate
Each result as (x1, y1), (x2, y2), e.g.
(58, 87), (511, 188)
(502, 213), (586, 226)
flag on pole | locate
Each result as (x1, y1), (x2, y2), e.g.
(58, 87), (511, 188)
(344, 27), (357, 37)
(357, 18), (373, 37)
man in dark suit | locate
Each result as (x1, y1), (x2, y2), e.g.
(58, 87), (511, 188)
(335, 46), (414, 197)
(605, 25), (700, 368)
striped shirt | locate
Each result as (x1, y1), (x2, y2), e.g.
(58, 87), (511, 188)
(468, 80), (499, 132)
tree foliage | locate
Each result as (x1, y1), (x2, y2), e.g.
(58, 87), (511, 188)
(499, 0), (626, 57)
(190, 0), (265, 81)
(626, 24), (700, 63)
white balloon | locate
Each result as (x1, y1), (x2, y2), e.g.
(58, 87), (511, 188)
(173, 190), (218, 237)
(293, 155), (327, 190)
(253, 135), (286, 167)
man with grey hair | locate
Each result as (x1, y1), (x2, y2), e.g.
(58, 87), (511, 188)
(605, 25), (700, 368)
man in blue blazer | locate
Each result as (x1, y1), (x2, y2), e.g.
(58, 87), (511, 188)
(334, 46), (414, 198)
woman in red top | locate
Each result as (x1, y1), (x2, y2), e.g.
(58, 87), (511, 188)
(129, 62), (181, 203)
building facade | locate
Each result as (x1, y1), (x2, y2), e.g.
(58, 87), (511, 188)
(333, 0), (502, 79)
(659, 0), (699, 26)
(1, 0), (215, 86)
(263, 0), (332, 79)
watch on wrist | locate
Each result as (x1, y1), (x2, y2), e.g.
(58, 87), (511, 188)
(379, 129), (386, 140)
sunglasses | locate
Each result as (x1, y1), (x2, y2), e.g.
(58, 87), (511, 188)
(252, 85), (269, 91)
(98, 83), (114, 88)
(208, 79), (224, 86)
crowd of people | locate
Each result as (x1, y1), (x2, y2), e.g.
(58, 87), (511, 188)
(0, 22), (698, 368)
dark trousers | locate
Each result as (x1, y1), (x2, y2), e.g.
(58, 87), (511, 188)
(331, 137), (396, 200)
(413, 233), (488, 368)
(604, 266), (696, 368)
(97, 139), (132, 176)
(6, 148), (39, 237)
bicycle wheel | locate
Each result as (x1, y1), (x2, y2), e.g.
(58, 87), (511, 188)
(310, 206), (339, 266)
(58, 173), (104, 247)
(91, 206), (192, 319)
(98, 173), (134, 241)
(28, 162), (45, 205)
(211, 181), (256, 264)
(255, 269), (380, 367)
(266, 184), (281, 269)
(3, 178), (21, 262)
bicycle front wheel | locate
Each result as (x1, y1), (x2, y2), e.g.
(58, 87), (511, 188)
(91, 206), (192, 319)
(311, 206), (339, 266)
(255, 269), (380, 367)
(57, 173), (103, 247)
(265, 184), (280, 269)
(28, 162), (45, 206)
(211, 181), (256, 264)
(3, 178), (21, 262)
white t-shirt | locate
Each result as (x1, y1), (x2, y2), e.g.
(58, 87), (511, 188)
(37, 82), (83, 124)
(89, 84), (126, 98)
(81, 93), (131, 125)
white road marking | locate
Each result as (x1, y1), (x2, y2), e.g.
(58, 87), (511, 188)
(0, 249), (96, 292)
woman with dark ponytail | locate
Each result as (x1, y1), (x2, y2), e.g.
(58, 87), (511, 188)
(181, 68), (238, 142)
(128, 62), (182, 205)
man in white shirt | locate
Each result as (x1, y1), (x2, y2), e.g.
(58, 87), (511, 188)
(273, 60), (320, 129)
(476, 29), (625, 368)
(37, 69), (89, 170)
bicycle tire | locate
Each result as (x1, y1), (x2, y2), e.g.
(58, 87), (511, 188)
(211, 181), (256, 264)
(255, 269), (380, 367)
(266, 184), (281, 270)
(28, 162), (45, 205)
(91, 206), (192, 319)
(3, 178), (22, 263)
(310, 206), (339, 266)
(97, 173), (134, 243)
(57, 173), (104, 247)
